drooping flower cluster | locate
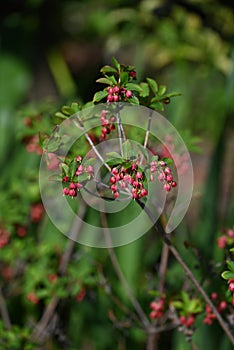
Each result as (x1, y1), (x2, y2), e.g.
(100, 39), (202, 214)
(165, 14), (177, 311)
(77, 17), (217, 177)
(62, 156), (94, 198)
(217, 227), (234, 249)
(203, 293), (227, 325)
(179, 315), (195, 328)
(149, 298), (165, 319)
(100, 109), (116, 140)
(107, 85), (133, 103)
(109, 158), (177, 200)
(228, 279), (234, 305)
(110, 163), (148, 200)
(150, 159), (177, 192)
(0, 228), (10, 248)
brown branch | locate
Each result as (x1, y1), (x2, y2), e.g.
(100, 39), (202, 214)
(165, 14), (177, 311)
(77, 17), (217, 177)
(136, 199), (234, 348)
(100, 210), (150, 329)
(0, 284), (11, 330)
(31, 199), (87, 343)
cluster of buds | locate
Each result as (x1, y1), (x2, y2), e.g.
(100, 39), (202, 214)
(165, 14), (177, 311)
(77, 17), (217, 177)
(203, 304), (216, 325)
(149, 298), (165, 319)
(100, 110), (116, 140)
(179, 315), (195, 328)
(150, 160), (177, 192)
(110, 163), (148, 200)
(0, 228), (10, 248)
(107, 85), (133, 103)
(62, 156), (94, 198)
(203, 293), (227, 325)
(228, 279), (234, 305)
(216, 227), (234, 249)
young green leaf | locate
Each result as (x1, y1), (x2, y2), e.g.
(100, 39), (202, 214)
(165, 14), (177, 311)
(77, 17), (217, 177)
(112, 57), (120, 71)
(125, 83), (143, 92)
(100, 65), (118, 74)
(146, 78), (158, 94)
(221, 271), (234, 280)
(93, 90), (108, 103)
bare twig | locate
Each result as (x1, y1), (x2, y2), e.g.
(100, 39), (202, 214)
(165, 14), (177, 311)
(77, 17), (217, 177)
(144, 110), (153, 149)
(0, 285), (11, 330)
(116, 108), (126, 157)
(100, 210), (150, 329)
(74, 119), (111, 172)
(32, 199), (87, 342)
(136, 199), (234, 347)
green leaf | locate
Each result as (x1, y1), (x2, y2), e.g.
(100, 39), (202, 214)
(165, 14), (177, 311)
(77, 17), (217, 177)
(70, 102), (81, 112)
(120, 71), (129, 85)
(125, 83), (143, 92)
(61, 106), (75, 116)
(158, 85), (167, 96)
(139, 82), (150, 97)
(146, 78), (158, 94)
(112, 57), (120, 71)
(129, 95), (139, 105)
(226, 260), (234, 272)
(122, 140), (138, 160)
(100, 65), (117, 74)
(96, 77), (114, 85)
(69, 159), (78, 178)
(221, 271), (234, 280)
(150, 101), (164, 111)
(106, 152), (122, 159)
(60, 163), (69, 176)
(164, 92), (181, 98)
(77, 172), (91, 182)
(93, 90), (108, 102)
(172, 301), (183, 309)
(230, 247), (234, 253)
(55, 111), (68, 119)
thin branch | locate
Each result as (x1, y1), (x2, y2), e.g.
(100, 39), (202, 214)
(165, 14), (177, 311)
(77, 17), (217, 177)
(144, 110), (153, 149)
(116, 108), (126, 157)
(0, 285), (11, 330)
(100, 210), (150, 329)
(74, 119), (111, 172)
(32, 199), (87, 342)
(136, 199), (234, 347)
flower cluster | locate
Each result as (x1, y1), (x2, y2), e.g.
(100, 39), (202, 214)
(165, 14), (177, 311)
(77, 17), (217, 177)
(217, 227), (234, 249)
(0, 227), (10, 248)
(228, 279), (234, 305)
(107, 85), (133, 103)
(150, 160), (177, 192)
(110, 163), (148, 200)
(179, 315), (195, 328)
(149, 298), (165, 319)
(62, 156), (94, 198)
(100, 109), (116, 140)
(203, 293), (227, 325)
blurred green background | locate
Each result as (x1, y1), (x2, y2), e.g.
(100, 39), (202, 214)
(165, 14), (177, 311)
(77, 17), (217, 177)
(0, 1), (234, 349)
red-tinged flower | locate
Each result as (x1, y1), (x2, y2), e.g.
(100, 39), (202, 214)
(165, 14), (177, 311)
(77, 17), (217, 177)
(228, 279), (234, 292)
(30, 203), (44, 223)
(17, 226), (27, 237)
(76, 287), (86, 302)
(48, 274), (58, 283)
(27, 292), (39, 304)
(1, 266), (14, 281)
(217, 235), (227, 249)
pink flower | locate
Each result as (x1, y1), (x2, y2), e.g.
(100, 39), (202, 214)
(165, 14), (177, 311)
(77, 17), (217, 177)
(217, 235), (227, 249)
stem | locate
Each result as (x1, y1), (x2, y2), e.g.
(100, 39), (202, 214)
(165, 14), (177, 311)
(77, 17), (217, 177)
(144, 110), (153, 149)
(100, 210), (150, 329)
(116, 108), (126, 157)
(74, 119), (111, 172)
(0, 284), (11, 330)
(136, 199), (234, 347)
(32, 200), (87, 342)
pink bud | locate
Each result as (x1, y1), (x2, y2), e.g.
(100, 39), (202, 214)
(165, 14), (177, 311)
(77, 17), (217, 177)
(164, 183), (171, 192)
(126, 90), (133, 98)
